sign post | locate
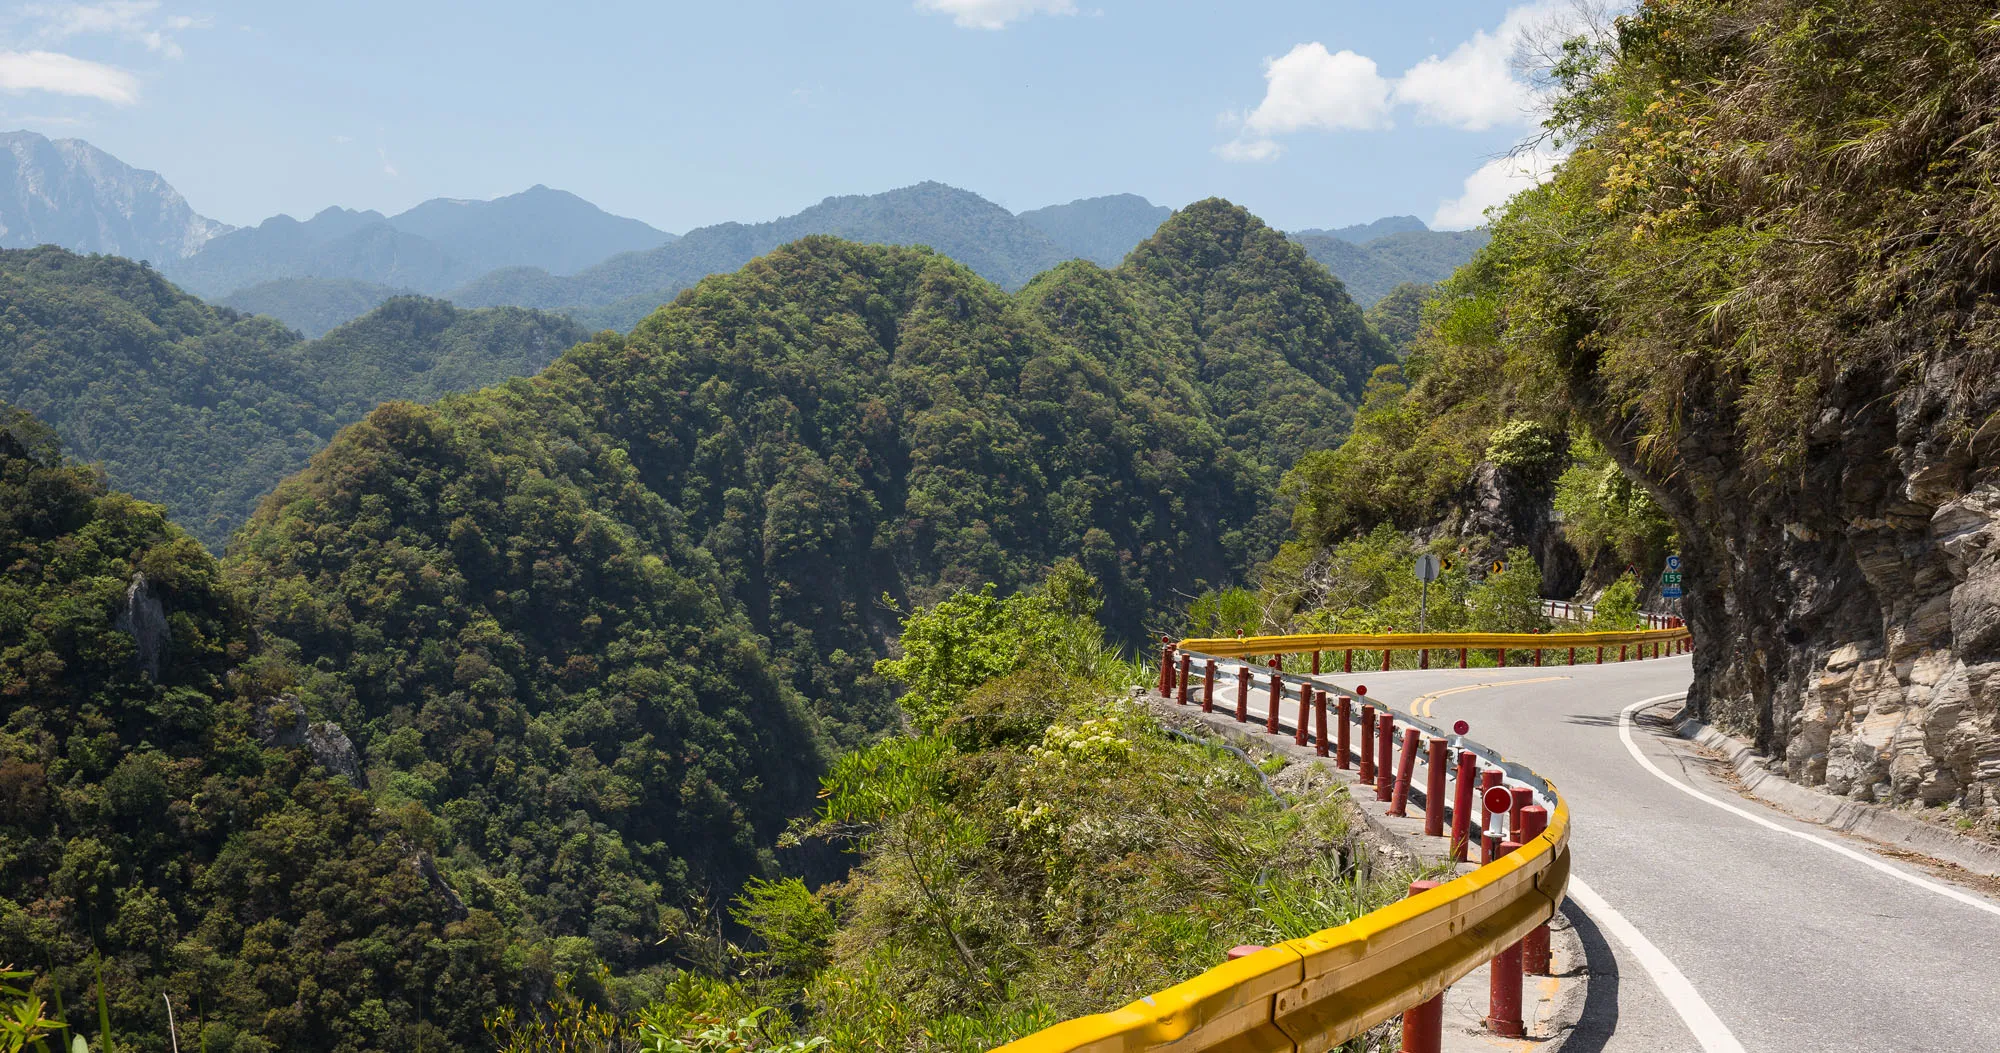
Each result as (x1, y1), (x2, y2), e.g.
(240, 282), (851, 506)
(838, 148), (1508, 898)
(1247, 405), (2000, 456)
(1662, 554), (1684, 600)
(1414, 553), (1442, 631)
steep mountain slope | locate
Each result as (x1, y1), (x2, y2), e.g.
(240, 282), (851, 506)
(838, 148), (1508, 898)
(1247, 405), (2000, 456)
(0, 248), (585, 545)
(449, 182), (1078, 330)
(0, 130), (230, 261)
(1017, 193), (1173, 267)
(1291, 0), (2000, 830)
(233, 200), (1391, 751)
(218, 276), (414, 337)
(0, 403), (821, 1053)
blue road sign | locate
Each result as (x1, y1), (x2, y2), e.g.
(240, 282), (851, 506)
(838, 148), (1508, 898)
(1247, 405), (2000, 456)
(1666, 554), (1682, 571)
(1662, 585), (1684, 599)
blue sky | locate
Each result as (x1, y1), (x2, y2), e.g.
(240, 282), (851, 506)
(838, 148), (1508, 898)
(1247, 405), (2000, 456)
(0, 1), (1582, 233)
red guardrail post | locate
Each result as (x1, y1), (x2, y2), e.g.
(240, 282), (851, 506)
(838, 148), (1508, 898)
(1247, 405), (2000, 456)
(1450, 749), (1476, 862)
(1294, 682), (1311, 748)
(1336, 695), (1352, 768)
(1424, 738), (1447, 837)
(1312, 650), (1321, 674)
(1275, 653), (1284, 672)
(1509, 786), (1532, 843)
(1533, 646), (1542, 667)
(1521, 805), (1552, 975)
(1177, 654), (1191, 705)
(1568, 646), (1576, 665)
(1486, 840), (1527, 1038)
(1420, 647), (1429, 669)
(1202, 659), (1216, 713)
(1380, 646), (1392, 671)
(1157, 636), (1172, 696)
(1400, 880), (1446, 1053)
(1619, 644), (1628, 662)
(1344, 648), (1353, 673)
(1498, 646), (1507, 668)
(1357, 704), (1376, 783)
(1314, 692), (1329, 758)
(1375, 712), (1395, 802)
(1596, 645), (1604, 664)
(1478, 770), (1503, 859)
(1459, 647), (1468, 669)
(1389, 726), (1420, 817)
(1235, 667), (1249, 723)
(1266, 660), (1282, 734)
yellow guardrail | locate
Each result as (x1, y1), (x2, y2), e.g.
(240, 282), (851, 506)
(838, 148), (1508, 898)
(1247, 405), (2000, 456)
(1176, 627), (1688, 660)
(998, 632), (1585, 1053)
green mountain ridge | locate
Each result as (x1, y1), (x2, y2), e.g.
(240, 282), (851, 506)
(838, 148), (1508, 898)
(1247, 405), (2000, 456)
(0, 248), (587, 546)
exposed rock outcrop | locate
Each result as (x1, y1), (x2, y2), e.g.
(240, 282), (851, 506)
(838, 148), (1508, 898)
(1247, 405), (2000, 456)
(1616, 359), (2000, 822)
(254, 693), (366, 785)
(1416, 460), (1586, 599)
(113, 572), (168, 679)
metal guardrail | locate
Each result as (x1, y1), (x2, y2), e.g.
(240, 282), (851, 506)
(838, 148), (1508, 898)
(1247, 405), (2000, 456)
(996, 633), (1590, 1053)
(1177, 627), (1689, 660)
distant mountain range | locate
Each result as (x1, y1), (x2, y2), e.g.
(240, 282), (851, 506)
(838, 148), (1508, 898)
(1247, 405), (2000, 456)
(163, 184), (676, 298)
(0, 131), (1490, 336)
(0, 130), (232, 263)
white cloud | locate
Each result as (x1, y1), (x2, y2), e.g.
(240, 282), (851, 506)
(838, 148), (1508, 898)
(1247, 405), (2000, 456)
(22, 2), (207, 60)
(377, 145), (398, 178)
(1431, 146), (1564, 229)
(1216, 1), (1613, 160)
(1244, 43), (1394, 135)
(915, 0), (1075, 30)
(1394, 25), (1533, 130)
(0, 50), (138, 103)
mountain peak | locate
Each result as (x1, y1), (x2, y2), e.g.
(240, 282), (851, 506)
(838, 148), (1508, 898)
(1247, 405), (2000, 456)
(0, 129), (232, 260)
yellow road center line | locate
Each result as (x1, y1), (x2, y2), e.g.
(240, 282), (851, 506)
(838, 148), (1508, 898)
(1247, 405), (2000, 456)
(1411, 675), (1573, 717)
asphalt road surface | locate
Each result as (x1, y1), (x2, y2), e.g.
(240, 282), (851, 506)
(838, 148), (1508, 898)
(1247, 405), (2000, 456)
(1218, 654), (2000, 1053)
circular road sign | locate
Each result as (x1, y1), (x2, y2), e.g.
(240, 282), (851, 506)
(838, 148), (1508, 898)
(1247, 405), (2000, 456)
(1453, 719), (1470, 736)
(1414, 553), (1442, 583)
(1484, 785), (1515, 815)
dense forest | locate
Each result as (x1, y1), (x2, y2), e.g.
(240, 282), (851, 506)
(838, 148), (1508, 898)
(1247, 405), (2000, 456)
(0, 248), (587, 547)
(0, 196), (1398, 1052)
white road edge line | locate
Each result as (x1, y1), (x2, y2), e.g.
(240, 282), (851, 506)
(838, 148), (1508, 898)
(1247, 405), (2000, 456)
(1564, 875), (1748, 1053)
(1619, 693), (2000, 920)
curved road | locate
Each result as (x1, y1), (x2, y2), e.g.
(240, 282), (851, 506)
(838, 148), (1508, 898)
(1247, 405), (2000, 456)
(1319, 657), (2000, 1052)
(1200, 660), (2000, 1053)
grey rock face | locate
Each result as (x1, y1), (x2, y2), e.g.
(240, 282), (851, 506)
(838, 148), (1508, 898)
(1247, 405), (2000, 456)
(1613, 344), (2000, 820)
(113, 572), (169, 679)
(0, 131), (230, 262)
(305, 721), (365, 784)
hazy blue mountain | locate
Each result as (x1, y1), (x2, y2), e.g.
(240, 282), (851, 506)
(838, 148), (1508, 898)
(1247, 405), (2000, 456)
(169, 187), (673, 299)
(219, 276), (416, 337)
(1291, 215), (1428, 243)
(1290, 223), (1489, 307)
(1017, 193), (1172, 267)
(0, 130), (231, 262)
(449, 181), (1076, 329)
(388, 184), (674, 275)
(162, 206), (464, 296)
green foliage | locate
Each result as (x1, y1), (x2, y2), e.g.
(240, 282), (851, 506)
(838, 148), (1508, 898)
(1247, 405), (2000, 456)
(637, 1008), (824, 1053)
(1551, 438), (1674, 570)
(728, 881), (834, 993)
(1590, 574), (1642, 631)
(1362, 281), (1437, 355)
(1185, 587), (1264, 638)
(0, 405), (529, 1053)
(1483, 421), (1563, 480)
(1468, 548), (1546, 634)
(0, 966), (59, 1053)
(0, 249), (586, 547)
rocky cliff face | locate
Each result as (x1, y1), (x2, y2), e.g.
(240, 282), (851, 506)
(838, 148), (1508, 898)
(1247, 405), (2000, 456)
(0, 130), (230, 262)
(1633, 362), (2000, 819)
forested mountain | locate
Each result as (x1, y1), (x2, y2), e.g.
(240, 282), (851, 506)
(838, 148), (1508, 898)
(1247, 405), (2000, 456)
(1018, 193), (1174, 267)
(450, 181), (1080, 330)
(0, 130), (231, 261)
(218, 276), (413, 337)
(0, 248), (585, 545)
(0, 403), (821, 1053)
(232, 198), (1390, 750)
(166, 187), (673, 298)
(1291, 224), (1489, 307)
